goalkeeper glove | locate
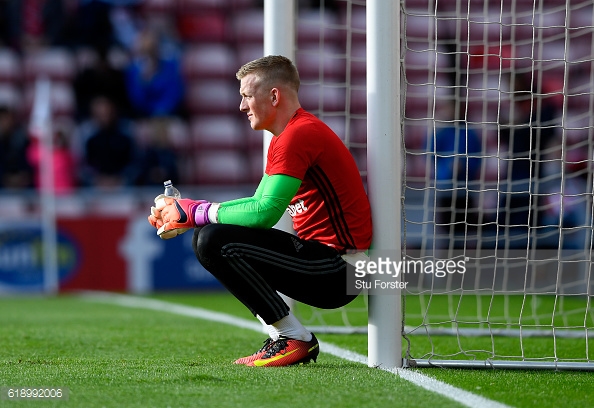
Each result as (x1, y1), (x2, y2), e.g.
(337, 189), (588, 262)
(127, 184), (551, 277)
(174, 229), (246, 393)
(148, 205), (164, 230)
(157, 197), (212, 239)
(147, 193), (175, 231)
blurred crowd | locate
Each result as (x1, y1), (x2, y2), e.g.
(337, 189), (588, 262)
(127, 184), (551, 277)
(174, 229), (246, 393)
(0, 0), (340, 193)
(425, 69), (591, 249)
(0, 0), (193, 192)
(0, 0), (591, 250)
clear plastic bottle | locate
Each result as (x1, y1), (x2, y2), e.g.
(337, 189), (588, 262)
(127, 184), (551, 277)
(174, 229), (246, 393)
(163, 180), (181, 199)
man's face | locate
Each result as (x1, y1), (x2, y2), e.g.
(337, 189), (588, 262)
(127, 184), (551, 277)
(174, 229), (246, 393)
(239, 73), (273, 131)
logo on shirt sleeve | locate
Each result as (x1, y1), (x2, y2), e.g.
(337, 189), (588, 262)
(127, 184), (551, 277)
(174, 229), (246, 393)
(287, 199), (308, 217)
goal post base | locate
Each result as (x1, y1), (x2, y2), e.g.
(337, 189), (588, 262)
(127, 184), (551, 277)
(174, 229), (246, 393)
(408, 359), (594, 372)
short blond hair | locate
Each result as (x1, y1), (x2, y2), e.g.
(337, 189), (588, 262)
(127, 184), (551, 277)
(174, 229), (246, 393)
(236, 55), (300, 92)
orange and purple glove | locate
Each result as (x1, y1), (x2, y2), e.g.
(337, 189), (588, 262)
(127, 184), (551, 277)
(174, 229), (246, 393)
(148, 196), (212, 239)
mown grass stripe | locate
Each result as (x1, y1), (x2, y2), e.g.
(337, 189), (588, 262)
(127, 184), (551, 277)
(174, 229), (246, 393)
(81, 291), (512, 408)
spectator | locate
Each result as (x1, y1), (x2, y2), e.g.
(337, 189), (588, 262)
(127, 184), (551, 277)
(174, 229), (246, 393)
(537, 131), (590, 249)
(430, 98), (482, 240)
(26, 123), (76, 194)
(79, 96), (137, 188)
(108, 2), (144, 52)
(124, 26), (185, 119)
(73, 45), (131, 121)
(74, 0), (115, 51)
(132, 118), (180, 187)
(1, 0), (70, 52)
(502, 74), (557, 190)
(0, 2), (9, 47)
(539, 175), (588, 250)
(499, 73), (559, 245)
(0, 105), (33, 189)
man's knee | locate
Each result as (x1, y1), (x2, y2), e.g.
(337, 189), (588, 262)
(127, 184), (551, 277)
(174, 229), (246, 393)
(192, 225), (213, 255)
(192, 224), (232, 265)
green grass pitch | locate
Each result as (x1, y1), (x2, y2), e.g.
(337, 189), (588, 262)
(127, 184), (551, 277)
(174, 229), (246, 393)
(0, 292), (593, 408)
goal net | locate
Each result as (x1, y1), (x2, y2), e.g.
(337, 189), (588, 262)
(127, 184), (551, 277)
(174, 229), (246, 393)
(289, 0), (594, 370)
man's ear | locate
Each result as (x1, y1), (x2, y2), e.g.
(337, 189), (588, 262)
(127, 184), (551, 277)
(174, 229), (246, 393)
(271, 88), (280, 106)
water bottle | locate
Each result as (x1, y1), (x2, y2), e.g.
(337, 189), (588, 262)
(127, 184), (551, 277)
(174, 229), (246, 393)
(163, 180), (181, 199)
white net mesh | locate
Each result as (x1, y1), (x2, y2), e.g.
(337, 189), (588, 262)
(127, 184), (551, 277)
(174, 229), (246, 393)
(402, 0), (593, 368)
(292, 0), (593, 368)
(292, 0), (369, 332)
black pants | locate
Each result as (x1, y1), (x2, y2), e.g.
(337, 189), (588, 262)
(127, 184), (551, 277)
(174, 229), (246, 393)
(192, 224), (359, 324)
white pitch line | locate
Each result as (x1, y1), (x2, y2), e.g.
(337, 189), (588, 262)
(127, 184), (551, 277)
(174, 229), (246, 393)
(82, 292), (512, 408)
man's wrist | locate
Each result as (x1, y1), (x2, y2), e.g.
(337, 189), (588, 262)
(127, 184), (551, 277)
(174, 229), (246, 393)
(208, 203), (220, 224)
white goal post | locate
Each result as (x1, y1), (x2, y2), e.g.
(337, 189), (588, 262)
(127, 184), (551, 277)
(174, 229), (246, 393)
(365, 0), (402, 370)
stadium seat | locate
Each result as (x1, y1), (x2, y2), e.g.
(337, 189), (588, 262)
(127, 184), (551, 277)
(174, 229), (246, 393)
(24, 82), (75, 118)
(106, 46), (131, 70)
(349, 42), (366, 80)
(190, 115), (245, 151)
(236, 43), (264, 66)
(248, 149), (264, 184)
(404, 78), (451, 120)
(464, 43), (514, 75)
(50, 83), (76, 118)
(296, 45), (346, 80)
(0, 84), (23, 112)
(509, 7), (567, 44)
(23, 47), (76, 83)
(299, 82), (347, 112)
(567, 36), (593, 71)
(462, 13), (514, 44)
(74, 47), (99, 72)
(403, 46), (451, 85)
(133, 119), (153, 147)
(231, 0), (257, 9)
(176, 154), (196, 185)
(178, 0), (232, 11)
(537, 40), (569, 77)
(466, 74), (511, 124)
(566, 75), (592, 113)
(349, 84), (366, 114)
(239, 118), (261, 151)
(349, 117), (367, 145)
(341, 3), (365, 31)
(185, 80), (239, 114)
(297, 8), (342, 45)
(534, 8), (567, 40)
(177, 11), (229, 43)
(182, 44), (237, 80)
(140, 0), (177, 14)
(134, 117), (192, 150)
(405, 0), (441, 11)
(167, 118), (192, 151)
(349, 147), (367, 174)
(0, 48), (22, 84)
(569, 4), (594, 33)
(322, 116), (347, 141)
(179, 0), (254, 11)
(337, 4), (365, 46)
(404, 119), (430, 151)
(232, 8), (264, 44)
(194, 150), (248, 185)
(404, 14), (436, 42)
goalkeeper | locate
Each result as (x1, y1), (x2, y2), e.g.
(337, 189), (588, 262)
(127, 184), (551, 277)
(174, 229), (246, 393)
(148, 55), (372, 367)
